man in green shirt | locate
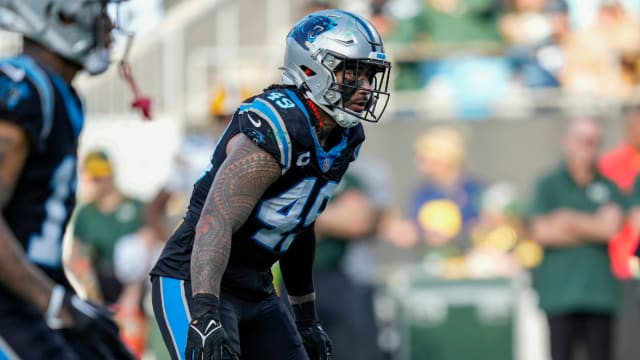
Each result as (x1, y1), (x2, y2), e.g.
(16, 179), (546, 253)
(69, 150), (147, 306)
(67, 150), (153, 357)
(528, 118), (625, 360)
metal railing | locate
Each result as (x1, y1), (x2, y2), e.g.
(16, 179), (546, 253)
(74, 0), (293, 127)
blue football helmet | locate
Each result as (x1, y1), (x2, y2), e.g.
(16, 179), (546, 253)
(281, 9), (391, 128)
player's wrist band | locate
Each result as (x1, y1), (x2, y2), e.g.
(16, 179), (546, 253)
(292, 300), (318, 327)
(45, 284), (66, 329)
(192, 293), (220, 320)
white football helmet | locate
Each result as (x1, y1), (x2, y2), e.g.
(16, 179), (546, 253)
(0, 0), (128, 75)
(281, 9), (391, 128)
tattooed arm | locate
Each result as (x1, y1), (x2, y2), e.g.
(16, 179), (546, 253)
(191, 134), (282, 296)
(0, 121), (57, 313)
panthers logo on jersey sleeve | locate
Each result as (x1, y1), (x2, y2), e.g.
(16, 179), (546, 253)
(0, 56), (54, 152)
(237, 93), (297, 174)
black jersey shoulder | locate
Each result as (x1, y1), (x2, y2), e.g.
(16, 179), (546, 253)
(236, 86), (365, 178)
(0, 56), (55, 152)
(236, 86), (316, 173)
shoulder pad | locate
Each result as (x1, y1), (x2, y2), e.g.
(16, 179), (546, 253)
(0, 56), (54, 150)
(238, 96), (294, 173)
(258, 88), (317, 149)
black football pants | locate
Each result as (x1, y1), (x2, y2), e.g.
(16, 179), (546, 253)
(151, 275), (308, 360)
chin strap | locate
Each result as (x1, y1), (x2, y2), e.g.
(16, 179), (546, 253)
(118, 35), (152, 120)
(304, 97), (324, 128)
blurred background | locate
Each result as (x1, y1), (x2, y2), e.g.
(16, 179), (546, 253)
(2, 0), (640, 359)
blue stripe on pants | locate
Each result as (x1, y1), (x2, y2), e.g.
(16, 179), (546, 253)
(160, 277), (191, 360)
(0, 337), (18, 360)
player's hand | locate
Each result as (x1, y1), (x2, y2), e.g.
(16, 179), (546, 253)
(185, 311), (227, 360)
(46, 285), (135, 360)
(297, 322), (333, 360)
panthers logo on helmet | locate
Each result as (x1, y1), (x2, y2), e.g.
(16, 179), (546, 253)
(290, 15), (337, 50)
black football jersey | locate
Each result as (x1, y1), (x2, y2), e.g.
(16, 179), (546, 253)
(151, 86), (365, 296)
(0, 55), (83, 286)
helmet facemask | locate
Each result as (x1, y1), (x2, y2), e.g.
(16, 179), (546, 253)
(320, 52), (391, 128)
(81, 4), (113, 75)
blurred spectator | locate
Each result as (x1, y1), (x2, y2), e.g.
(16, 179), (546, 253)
(70, 150), (146, 305)
(599, 106), (640, 360)
(500, 0), (567, 88)
(608, 171), (640, 360)
(370, 0), (395, 37)
(467, 181), (543, 277)
(560, 1), (640, 100)
(421, 55), (519, 119)
(499, 0), (553, 50)
(145, 83), (247, 240)
(67, 150), (155, 357)
(629, 175), (640, 273)
(599, 106), (640, 194)
(387, 0), (505, 92)
(593, 0), (640, 96)
(537, 0), (571, 73)
(410, 0), (503, 44)
(408, 126), (484, 262)
(528, 117), (625, 360)
(599, 106), (640, 278)
(312, 155), (390, 360)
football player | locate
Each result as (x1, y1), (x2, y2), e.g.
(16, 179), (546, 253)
(149, 9), (391, 360)
(0, 1), (135, 359)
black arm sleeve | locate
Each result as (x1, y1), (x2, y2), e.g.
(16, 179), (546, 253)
(279, 225), (316, 297)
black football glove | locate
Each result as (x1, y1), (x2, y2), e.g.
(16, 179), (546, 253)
(186, 311), (227, 360)
(291, 298), (333, 360)
(297, 322), (333, 360)
(46, 285), (135, 360)
(185, 293), (235, 360)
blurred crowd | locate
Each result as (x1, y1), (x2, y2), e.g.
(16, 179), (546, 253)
(365, 0), (640, 118)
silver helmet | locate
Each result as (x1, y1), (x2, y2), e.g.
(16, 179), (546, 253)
(281, 9), (391, 128)
(0, 0), (127, 75)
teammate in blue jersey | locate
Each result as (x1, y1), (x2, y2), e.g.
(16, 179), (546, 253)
(0, 1), (135, 359)
(150, 9), (391, 360)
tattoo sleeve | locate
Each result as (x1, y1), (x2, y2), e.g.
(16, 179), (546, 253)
(0, 121), (56, 314)
(191, 134), (281, 296)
